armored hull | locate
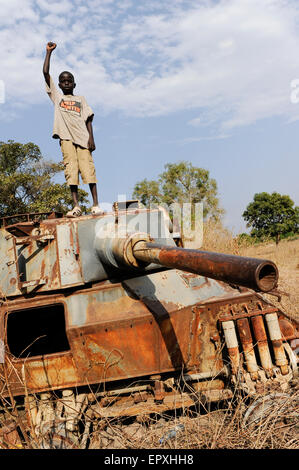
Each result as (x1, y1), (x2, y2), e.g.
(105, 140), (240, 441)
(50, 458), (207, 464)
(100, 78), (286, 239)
(0, 205), (298, 448)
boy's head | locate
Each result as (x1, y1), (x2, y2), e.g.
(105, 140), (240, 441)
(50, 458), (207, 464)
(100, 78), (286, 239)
(58, 71), (76, 95)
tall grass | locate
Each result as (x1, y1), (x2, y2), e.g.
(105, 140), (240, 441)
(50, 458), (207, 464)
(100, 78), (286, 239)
(201, 219), (251, 254)
(1, 386), (298, 449)
(240, 236), (299, 320)
(201, 220), (299, 320)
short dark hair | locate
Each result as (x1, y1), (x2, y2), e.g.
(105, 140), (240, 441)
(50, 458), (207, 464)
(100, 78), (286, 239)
(59, 71), (75, 82)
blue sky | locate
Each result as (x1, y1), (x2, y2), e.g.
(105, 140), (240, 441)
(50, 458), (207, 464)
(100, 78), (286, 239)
(1, 0), (299, 233)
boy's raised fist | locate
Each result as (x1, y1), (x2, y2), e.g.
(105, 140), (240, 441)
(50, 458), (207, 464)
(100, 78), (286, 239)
(46, 42), (57, 51)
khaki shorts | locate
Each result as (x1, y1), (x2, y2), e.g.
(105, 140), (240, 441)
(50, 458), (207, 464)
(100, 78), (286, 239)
(60, 140), (97, 186)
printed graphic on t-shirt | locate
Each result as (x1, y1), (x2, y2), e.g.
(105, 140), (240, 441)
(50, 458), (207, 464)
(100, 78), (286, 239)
(59, 99), (81, 115)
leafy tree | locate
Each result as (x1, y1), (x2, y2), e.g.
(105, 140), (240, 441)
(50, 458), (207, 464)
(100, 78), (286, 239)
(242, 192), (299, 244)
(0, 140), (89, 218)
(132, 179), (160, 207)
(132, 161), (223, 220)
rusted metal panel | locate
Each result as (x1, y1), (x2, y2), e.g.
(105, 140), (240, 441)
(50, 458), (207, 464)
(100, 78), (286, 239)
(64, 284), (159, 384)
(78, 209), (174, 284)
(0, 230), (19, 297)
(16, 236), (58, 292)
(265, 313), (289, 375)
(222, 321), (240, 374)
(64, 276), (225, 386)
(251, 315), (273, 374)
(0, 211), (63, 228)
(90, 387), (233, 419)
(123, 270), (237, 313)
(64, 282), (182, 383)
(65, 284), (149, 327)
(68, 320), (159, 384)
(0, 353), (78, 396)
(56, 222), (82, 286)
(236, 318), (258, 378)
(0, 272), (226, 395)
(278, 316), (298, 340)
(156, 306), (194, 371)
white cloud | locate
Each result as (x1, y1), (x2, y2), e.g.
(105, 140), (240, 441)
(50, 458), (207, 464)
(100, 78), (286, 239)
(188, 117), (201, 127)
(0, 0), (38, 25)
(1, 0), (299, 131)
(36, 0), (73, 14)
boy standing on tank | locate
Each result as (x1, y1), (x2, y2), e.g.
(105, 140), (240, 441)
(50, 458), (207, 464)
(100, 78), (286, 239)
(43, 41), (103, 217)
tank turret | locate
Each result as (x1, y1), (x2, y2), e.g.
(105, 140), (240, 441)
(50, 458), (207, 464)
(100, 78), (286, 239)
(0, 204), (278, 297)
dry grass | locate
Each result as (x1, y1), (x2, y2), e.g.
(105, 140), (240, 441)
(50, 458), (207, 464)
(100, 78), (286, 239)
(94, 390), (299, 450)
(1, 387), (298, 450)
(149, 393), (299, 449)
(202, 219), (243, 255)
(202, 220), (299, 320)
(240, 237), (299, 321)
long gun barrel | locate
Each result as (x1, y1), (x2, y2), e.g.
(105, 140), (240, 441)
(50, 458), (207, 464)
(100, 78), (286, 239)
(131, 240), (278, 293)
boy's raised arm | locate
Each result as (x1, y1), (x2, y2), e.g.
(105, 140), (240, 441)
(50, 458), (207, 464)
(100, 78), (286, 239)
(43, 42), (56, 87)
(86, 116), (96, 152)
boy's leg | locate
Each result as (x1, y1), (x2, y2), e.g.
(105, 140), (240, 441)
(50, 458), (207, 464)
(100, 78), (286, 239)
(77, 147), (105, 214)
(89, 183), (98, 206)
(66, 184), (81, 217)
(70, 185), (79, 207)
(60, 140), (79, 188)
(60, 140), (82, 217)
(89, 183), (105, 214)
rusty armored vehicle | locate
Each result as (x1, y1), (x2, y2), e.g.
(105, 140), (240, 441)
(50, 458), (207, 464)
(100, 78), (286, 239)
(0, 202), (298, 448)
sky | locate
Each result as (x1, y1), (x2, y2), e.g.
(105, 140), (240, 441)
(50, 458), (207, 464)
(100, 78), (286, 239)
(1, 0), (299, 233)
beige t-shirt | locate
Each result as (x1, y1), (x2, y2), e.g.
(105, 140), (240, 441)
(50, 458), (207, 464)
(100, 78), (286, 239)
(45, 75), (94, 149)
